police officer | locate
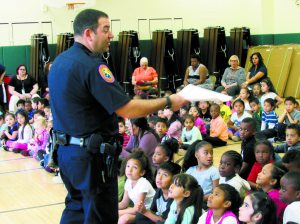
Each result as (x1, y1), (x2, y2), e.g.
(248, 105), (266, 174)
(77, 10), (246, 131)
(49, 9), (187, 224)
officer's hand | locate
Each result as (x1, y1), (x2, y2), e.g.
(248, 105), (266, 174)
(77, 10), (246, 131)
(169, 94), (189, 111)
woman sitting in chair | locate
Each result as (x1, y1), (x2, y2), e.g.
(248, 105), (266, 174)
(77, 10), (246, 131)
(132, 57), (158, 97)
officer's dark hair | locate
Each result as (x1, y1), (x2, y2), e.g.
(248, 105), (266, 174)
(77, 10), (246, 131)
(16, 110), (30, 139)
(249, 97), (260, 105)
(222, 150), (243, 171)
(241, 117), (256, 131)
(285, 96), (297, 104)
(217, 184), (242, 217)
(127, 149), (153, 184)
(33, 110), (45, 117)
(282, 171), (300, 191)
(16, 99), (25, 107)
(158, 138), (179, 160)
(190, 54), (201, 62)
(263, 98), (275, 108)
(73, 9), (109, 36)
(158, 161), (181, 176)
(38, 98), (49, 107)
(130, 117), (160, 146)
(286, 124), (300, 136)
(282, 150), (300, 170)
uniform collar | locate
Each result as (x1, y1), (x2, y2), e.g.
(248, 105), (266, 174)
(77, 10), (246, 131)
(74, 42), (103, 57)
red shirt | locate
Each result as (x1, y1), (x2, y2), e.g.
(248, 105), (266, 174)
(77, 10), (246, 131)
(132, 67), (158, 89)
(247, 160), (273, 182)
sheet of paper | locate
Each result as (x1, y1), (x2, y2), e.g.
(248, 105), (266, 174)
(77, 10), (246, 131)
(177, 84), (232, 102)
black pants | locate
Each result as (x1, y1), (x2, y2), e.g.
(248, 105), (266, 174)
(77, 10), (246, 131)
(204, 136), (227, 147)
(255, 123), (286, 141)
(58, 145), (118, 224)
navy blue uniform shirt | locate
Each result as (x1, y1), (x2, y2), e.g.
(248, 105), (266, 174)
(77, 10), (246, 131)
(49, 42), (130, 137)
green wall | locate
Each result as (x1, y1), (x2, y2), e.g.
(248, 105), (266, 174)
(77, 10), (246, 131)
(1, 33), (299, 76)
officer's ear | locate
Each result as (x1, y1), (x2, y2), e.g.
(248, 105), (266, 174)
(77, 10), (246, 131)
(83, 28), (95, 41)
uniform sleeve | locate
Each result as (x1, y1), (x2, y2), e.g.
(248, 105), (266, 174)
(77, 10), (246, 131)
(89, 64), (130, 114)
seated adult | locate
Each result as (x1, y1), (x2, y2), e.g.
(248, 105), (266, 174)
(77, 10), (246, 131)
(215, 55), (246, 96)
(242, 52), (267, 89)
(183, 54), (214, 90)
(132, 57), (158, 97)
(8, 64), (39, 112)
(120, 117), (160, 165)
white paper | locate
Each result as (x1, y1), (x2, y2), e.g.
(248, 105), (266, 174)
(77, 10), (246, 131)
(177, 84), (232, 102)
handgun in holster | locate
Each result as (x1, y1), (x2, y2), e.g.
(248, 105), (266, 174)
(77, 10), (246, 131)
(86, 133), (117, 178)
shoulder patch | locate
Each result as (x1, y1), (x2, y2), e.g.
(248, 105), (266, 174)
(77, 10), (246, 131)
(98, 64), (115, 83)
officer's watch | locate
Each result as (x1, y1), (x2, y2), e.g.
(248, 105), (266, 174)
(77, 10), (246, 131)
(165, 96), (172, 109)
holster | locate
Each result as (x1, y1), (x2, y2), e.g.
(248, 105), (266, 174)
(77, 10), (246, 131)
(86, 133), (117, 178)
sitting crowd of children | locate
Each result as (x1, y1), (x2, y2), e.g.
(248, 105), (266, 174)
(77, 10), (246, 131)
(2, 77), (300, 224)
(1, 97), (55, 173)
(116, 79), (300, 224)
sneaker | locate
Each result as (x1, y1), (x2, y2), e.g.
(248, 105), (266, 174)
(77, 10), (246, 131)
(3, 146), (9, 151)
(231, 136), (241, 142)
(40, 159), (44, 167)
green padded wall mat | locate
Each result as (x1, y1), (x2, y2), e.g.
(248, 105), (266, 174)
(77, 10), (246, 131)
(267, 45), (293, 97)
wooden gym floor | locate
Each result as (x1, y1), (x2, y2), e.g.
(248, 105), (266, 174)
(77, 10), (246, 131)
(0, 141), (241, 223)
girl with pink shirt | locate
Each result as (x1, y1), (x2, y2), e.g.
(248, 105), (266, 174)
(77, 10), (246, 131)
(7, 110), (33, 153)
(26, 117), (49, 159)
(189, 105), (206, 135)
(256, 163), (288, 224)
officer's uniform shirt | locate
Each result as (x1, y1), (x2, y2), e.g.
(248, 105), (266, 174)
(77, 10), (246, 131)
(49, 42), (130, 138)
